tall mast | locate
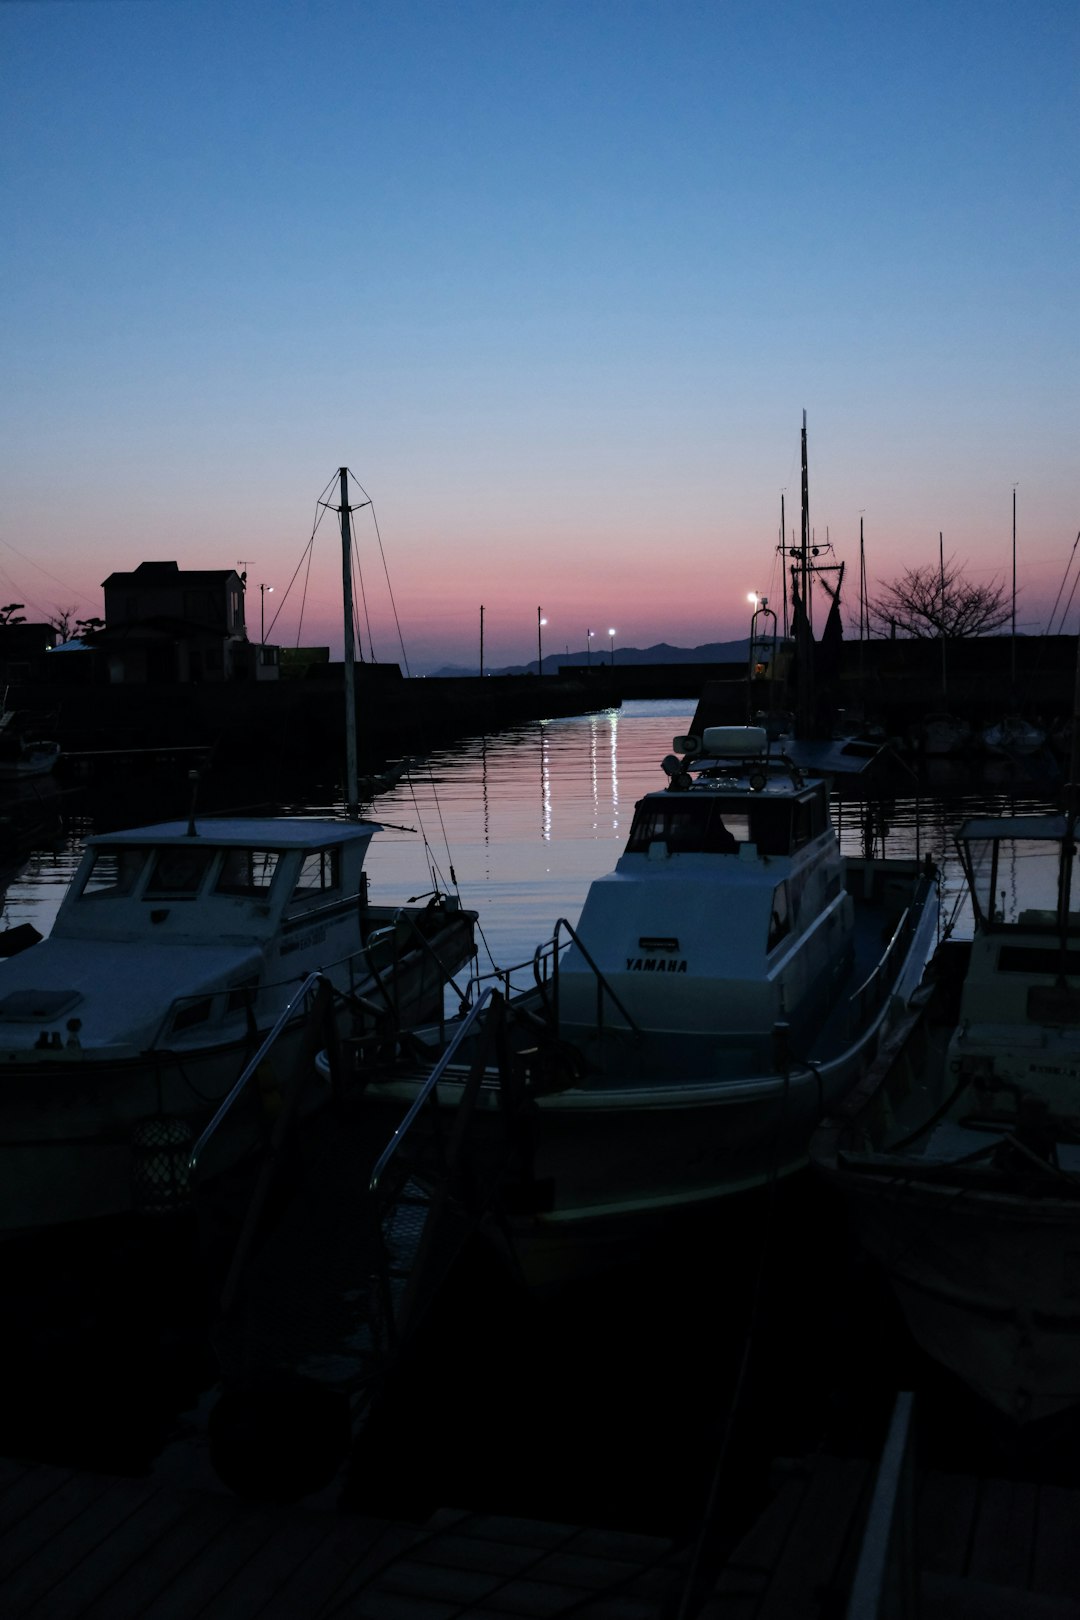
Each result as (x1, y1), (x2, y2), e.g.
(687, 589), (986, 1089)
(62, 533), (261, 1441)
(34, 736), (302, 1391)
(779, 492), (788, 637)
(1011, 484), (1017, 689)
(859, 514), (866, 685)
(939, 531), (947, 700)
(800, 410), (811, 629)
(339, 466), (359, 820)
(797, 412), (814, 737)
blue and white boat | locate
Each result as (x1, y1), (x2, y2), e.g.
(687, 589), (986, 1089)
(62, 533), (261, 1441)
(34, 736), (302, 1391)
(350, 724), (940, 1284)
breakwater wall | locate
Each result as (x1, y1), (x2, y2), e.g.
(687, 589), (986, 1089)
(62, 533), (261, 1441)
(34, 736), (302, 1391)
(11, 635), (1077, 780)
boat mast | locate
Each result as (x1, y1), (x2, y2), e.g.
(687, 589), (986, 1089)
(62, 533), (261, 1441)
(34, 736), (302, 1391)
(1011, 484), (1017, 690)
(800, 412), (811, 630)
(859, 514), (866, 687)
(779, 492), (788, 638)
(939, 531), (947, 701)
(339, 466), (359, 820)
(796, 411), (814, 737)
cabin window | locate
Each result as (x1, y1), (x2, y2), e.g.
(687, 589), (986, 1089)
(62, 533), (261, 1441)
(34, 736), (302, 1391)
(172, 996), (212, 1031)
(626, 801), (747, 855)
(767, 883), (791, 952)
(215, 850), (282, 896)
(293, 849), (340, 896)
(749, 801), (793, 856)
(79, 847), (147, 898)
(144, 847), (215, 897)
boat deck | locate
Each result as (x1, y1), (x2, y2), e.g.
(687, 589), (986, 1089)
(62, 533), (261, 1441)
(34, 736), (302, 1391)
(4, 1447), (1080, 1618)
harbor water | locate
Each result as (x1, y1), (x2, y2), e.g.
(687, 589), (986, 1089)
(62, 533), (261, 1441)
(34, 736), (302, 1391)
(0, 698), (1071, 1538)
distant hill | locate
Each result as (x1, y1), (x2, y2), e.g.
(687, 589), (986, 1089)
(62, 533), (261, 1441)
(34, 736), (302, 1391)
(430, 638), (754, 678)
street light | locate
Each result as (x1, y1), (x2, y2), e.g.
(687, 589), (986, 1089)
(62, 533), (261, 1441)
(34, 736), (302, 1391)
(608, 628), (616, 666)
(587, 628), (594, 667)
(537, 608), (547, 676)
(260, 583), (274, 645)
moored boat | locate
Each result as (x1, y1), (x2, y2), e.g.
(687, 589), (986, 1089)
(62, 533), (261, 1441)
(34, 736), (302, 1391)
(811, 807), (1080, 1428)
(342, 723), (940, 1286)
(0, 810), (475, 1234)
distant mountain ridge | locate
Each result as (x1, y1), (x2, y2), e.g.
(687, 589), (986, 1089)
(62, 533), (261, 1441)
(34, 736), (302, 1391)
(430, 638), (754, 678)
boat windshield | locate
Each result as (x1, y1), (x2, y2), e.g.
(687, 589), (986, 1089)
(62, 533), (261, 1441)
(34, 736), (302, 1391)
(625, 792), (822, 857)
(961, 831), (1080, 931)
(79, 847), (149, 898)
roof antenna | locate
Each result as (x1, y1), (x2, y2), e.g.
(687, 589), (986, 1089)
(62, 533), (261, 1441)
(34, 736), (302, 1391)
(186, 770), (201, 837)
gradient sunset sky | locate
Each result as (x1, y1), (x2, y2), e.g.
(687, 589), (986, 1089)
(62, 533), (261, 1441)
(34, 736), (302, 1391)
(3, 0), (1076, 672)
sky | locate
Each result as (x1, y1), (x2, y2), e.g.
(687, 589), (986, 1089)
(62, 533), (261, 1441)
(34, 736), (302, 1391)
(2, 0), (1076, 673)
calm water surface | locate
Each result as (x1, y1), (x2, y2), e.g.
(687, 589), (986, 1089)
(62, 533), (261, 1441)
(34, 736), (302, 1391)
(0, 696), (1061, 973)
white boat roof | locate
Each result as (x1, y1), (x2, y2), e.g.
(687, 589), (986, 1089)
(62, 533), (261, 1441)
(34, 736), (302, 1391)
(958, 814), (1068, 842)
(86, 817), (382, 849)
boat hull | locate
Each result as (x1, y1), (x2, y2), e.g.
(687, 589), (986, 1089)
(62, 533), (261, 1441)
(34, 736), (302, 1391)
(824, 1168), (1080, 1425)
(0, 908), (475, 1236)
(361, 864), (939, 1287)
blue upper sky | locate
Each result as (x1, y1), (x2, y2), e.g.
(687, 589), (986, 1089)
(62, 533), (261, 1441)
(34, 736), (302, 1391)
(3, 0), (1076, 670)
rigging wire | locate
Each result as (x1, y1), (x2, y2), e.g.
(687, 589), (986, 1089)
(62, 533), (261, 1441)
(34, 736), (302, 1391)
(1046, 531), (1080, 637)
(345, 471), (412, 678)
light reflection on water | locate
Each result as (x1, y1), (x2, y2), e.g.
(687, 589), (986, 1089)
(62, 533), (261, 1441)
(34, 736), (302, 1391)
(0, 698), (1062, 993)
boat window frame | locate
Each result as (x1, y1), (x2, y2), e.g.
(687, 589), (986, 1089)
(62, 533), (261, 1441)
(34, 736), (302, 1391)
(291, 847), (342, 899)
(76, 846), (152, 900)
(214, 848), (284, 898)
(143, 845), (217, 900)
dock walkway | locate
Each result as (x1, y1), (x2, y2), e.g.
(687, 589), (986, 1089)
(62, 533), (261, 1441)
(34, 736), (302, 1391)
(4, 1448), (1080, 1618)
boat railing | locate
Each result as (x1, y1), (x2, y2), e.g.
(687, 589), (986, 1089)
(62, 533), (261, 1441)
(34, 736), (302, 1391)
(355, 900), (476, 1038)
(845, 1390), (919, 1618)
(186, 971), (342, 1315)
(367, 985), (530, 1350)
(846, 870), (935, 1034)
(188, 970), (335, 1175)
(538, 917), (643, 1039)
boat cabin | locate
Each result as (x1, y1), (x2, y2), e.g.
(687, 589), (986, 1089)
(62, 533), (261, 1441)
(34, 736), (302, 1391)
(950, 814), (1080, 1113)
(52, 818), (379, 946)
(556, 726), (854, 1062)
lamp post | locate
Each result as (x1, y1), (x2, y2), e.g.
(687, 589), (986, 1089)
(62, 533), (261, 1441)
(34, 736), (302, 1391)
(537, 608), (547, 675)
(587, 628), (594, 667)
(747, 591), (777, 723)
(608, 628), (616, 666)
(259, 583), (274, 645)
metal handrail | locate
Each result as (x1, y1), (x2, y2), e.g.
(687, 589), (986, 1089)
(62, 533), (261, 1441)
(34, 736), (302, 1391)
(188, 969), (331, 1179)
(542, 916), (643, 1039)
(368, 985), (499, 1202)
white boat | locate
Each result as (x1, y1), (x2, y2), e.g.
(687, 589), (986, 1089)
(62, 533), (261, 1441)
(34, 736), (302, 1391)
(0, 812), (475, 1233)
(920, 711), (973, 757)
(811, 809), (1080, 1428)
(0, 469), (478, 1237)
(347, 723), (940, 1285)
(981, 714), (1047, 756)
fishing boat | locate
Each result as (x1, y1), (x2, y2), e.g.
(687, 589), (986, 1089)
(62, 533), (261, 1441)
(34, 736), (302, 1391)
(811, 806), (1080, 1428)
(980, 714), (1047, 757)
(342, 722), (940, 1285)
(0, 469), (477, 1237)
(0, 701), (60, 780)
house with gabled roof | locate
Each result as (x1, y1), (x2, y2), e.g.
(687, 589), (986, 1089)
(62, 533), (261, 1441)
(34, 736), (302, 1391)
(96, 561), (269, 683)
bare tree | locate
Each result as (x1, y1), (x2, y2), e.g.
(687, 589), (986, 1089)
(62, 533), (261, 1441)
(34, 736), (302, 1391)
(47, 606), (81, 641)
(868, 557), (1012, 639)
